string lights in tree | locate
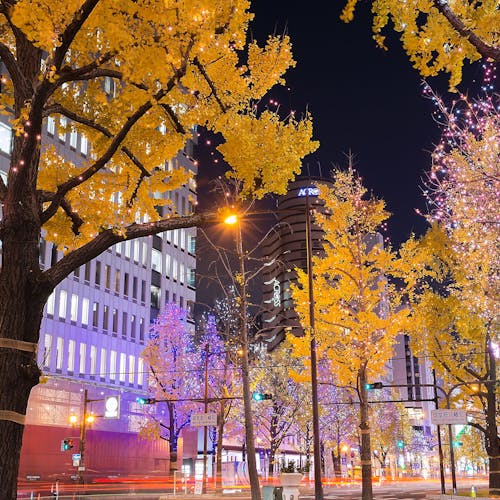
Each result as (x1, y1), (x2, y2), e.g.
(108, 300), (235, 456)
(422, 62), (499, 314)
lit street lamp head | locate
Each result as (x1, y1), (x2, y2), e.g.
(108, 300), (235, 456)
(224, 214), (238, 225)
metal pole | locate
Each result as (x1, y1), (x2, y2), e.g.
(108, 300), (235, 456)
(79, 389), (88, 485)
(305, 193), (323, 500)
(203, 343), (209, 493)
(432, 370), (446, 494)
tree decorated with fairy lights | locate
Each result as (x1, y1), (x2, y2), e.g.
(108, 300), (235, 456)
(140, 303), (201, 473)
(0, 1), (318, 496)
(403, 71), (499, 493)
(342, 0), (500, 87)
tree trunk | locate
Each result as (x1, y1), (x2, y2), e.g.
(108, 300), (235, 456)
(485, 345), (500, 494)
(0, 242), (46, 499)
(359, 369), (373, 500)
(216, 401), (225, 493)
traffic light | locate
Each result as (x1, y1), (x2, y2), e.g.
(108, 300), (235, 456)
(136, 396), (156, 405)
(397, 440), (405, 449)
(62, 438), (74, 451)
(365, 382), (383, 390)
(252, 392), (272, 401)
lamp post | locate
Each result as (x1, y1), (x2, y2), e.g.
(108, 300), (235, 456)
(305, 193), (323, 500)
(224, 213), (261, 500)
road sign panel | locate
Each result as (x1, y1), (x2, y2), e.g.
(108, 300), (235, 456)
(190, 412), (217, 426)
(431, 409), (467, 425)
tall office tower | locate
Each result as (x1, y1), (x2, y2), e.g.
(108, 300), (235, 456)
(392, 333), (435, 436)
(0, 70), (198, 479)
(261, 177), (329, 350)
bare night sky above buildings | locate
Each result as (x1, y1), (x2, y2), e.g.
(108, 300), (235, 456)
(196, 1), (491, 250)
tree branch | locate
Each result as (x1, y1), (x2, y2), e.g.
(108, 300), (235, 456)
(52, 0), (101, 71)
(433, 0), (500, 62)
(43, 211), (219, 287)
(193, 57), (228, 113)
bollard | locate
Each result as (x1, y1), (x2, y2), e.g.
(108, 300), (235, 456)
(471, 485), (476, 497)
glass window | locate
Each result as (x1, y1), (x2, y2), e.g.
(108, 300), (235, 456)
(173, 229), (179, 246)
(0, 122), (12, 154)
(122, 312), (128, 338)
(110, 350), (117, 380)
(165, 254), (171, 277)
(79, 343), (86, 374)
(68, 340), (75, 372)
(172, 259), (178, 281)
(58, 116), (67, 142)
(119, 353), (126, 382)
(133, 240), (140, 263)
(139, 318), (145, 342)
(130, 315), (136, 340)
(92, 302), (99, 328)
(114, 269), (121, 292)
(58, 290), (67, 319)
(141, 280), (146, 303)
(151, 249), (162, 272)
(105, 265), (111, 289)
(84, 262), (91, 282)
(81, 297), (89, 326)
(125, 241), (131, 259)
(103, 305), (109, 330)
(80, 134), (88, 155)
(112, 308), (118, 333)
(56, 337), (64, 370)
(123, 273), (129, 296)
(128, 355), (135, 384)
(180, 263), (185, 284)
(132, 277), (138, 299)
(69, 128), (77, 149)
(46, 292), (55, 316)
(47, 116), (55, 136)
(43, 334), (52, 367)
(100, 348), (107, 378)
(70, 294), (78, 322)
(95, 261), (101, 285)
(142, 242), (148, 266)
(150, 285), (160, 308)
(137, 357), (144, 386)
(90, 345), (96, 375)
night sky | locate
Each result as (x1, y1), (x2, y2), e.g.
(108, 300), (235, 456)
(196, 1), (487, 248)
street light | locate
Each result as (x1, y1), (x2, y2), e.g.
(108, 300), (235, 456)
(224, 212), (262, 500)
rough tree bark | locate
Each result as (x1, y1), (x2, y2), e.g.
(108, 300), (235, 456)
(358, 367), (373, 500)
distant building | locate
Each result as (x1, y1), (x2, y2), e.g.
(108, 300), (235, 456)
(261, 178), (329, 349)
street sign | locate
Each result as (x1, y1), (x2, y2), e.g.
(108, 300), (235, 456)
(190, 412), (217, 426)
(72, 453), (81, 460)
(431, 409), (467, 425)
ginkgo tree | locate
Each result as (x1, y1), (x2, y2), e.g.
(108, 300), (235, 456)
(289, 167), (413, 500)
(402, 86), (499, 494)
(0, 1), (317, 497)
(342, 0), (500, 87)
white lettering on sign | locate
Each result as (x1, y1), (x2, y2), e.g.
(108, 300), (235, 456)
(297, 187), (319, 197)
(191, 413), (218, 426)
(430, 409), (467, 425)
(272, 278), (281, 307)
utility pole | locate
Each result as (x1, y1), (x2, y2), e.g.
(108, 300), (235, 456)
(305, 193), (323, 500)
(78, 389), (89, 485)
(202, 343), (209, 493)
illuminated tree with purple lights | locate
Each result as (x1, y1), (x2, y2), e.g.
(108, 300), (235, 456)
(406, 67), (499, 493)
(197, 311), (243, 491)
(140, 303), (201, 473)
